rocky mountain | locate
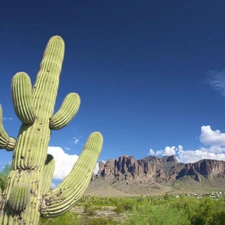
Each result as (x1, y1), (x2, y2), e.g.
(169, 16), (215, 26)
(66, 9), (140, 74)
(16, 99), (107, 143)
(91, 155), (225, 185)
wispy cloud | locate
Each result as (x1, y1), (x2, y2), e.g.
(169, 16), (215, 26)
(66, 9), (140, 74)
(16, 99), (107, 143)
(149, 125), (225, 163)
(207, 70), (225, 97)
(73, 137), (79, 144)
(3, 117), (13, 121)
(64, 147), (71, 151)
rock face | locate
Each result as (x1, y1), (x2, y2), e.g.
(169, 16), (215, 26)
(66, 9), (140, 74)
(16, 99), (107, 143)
(92, 155), (225, 183)
(176, 159), (225, 180)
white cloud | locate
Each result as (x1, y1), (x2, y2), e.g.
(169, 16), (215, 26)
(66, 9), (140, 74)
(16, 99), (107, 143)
(156, 150), (163, 155)
(149, 126), (225, 163)
(149, 147), (175, 157)
(163, 146), (176, 156)
(177, 145), (225, 163)
(149, 145), (225, 163)
(48, 146), (79, 180)
(207, 70), (225, 97)
(47, 146), (100, 180)
(200, 145), (225, 154)
(149, 149), (155, 155)
(200, 125), (225, 146)
(64, 147), (71, 151)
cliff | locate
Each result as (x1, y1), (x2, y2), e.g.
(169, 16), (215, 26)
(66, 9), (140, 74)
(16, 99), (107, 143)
(93, 155), (225, 183)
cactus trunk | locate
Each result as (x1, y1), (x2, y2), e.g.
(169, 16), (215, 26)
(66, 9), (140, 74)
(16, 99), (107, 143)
(0, 36), (103, 224)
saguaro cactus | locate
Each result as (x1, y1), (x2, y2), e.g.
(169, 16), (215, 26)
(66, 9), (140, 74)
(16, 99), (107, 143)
(0, 36), (103, 224)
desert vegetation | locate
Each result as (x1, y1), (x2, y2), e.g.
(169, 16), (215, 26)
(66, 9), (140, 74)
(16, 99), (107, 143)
(38, 194), (225, 225)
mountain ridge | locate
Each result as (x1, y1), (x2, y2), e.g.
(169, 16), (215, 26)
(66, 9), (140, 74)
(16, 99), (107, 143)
(87, 155), (225, 196)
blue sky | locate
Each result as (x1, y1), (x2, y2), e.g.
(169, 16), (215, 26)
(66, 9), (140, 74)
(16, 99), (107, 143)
(1, 1), (225, 180)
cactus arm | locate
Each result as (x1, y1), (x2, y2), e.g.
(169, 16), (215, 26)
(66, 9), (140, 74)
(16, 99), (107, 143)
(0, 105), (16, 151)
(32, 35), (65, 118)
(50, 93), (80, 130)
(42, 154), (55, 195)
(41, 132), (103, 217)
(11, 72), (36, 125)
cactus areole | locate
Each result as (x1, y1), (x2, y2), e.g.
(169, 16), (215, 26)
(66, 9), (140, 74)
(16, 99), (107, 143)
(0, 36), (103, 224)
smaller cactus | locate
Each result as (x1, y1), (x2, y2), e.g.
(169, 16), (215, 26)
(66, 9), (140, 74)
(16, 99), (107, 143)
(8, 183), (30, 211)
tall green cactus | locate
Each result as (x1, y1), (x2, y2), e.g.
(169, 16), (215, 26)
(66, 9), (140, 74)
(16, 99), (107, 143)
(0, 36), (103, 224)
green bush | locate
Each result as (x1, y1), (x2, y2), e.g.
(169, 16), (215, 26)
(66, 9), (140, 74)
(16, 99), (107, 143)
(124, 202), (191, 225)
(83, 203), (97, 216)
(40, 211), (79, 225)
(114, 198), (136, 214)
(114, 203), (125, 214)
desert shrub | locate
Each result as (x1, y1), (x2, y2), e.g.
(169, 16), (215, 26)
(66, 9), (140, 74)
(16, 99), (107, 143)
(114, 203), (125, 214)
(114, 198), (136, 214)
(83, 203), (99, 216)
(85, 216), (117, 225)
(188, 198), (225, 225)
(40, 211), (79, 225)
(166, 196), (225, 225)
(124, 203), (191, 225)
(209, 210), (225, 225)
(81, 196), (120, 207)
(163, 193), (169, 200)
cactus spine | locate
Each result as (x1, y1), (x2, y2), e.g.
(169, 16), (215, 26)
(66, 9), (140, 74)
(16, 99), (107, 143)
(0, 36), (103, 224)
